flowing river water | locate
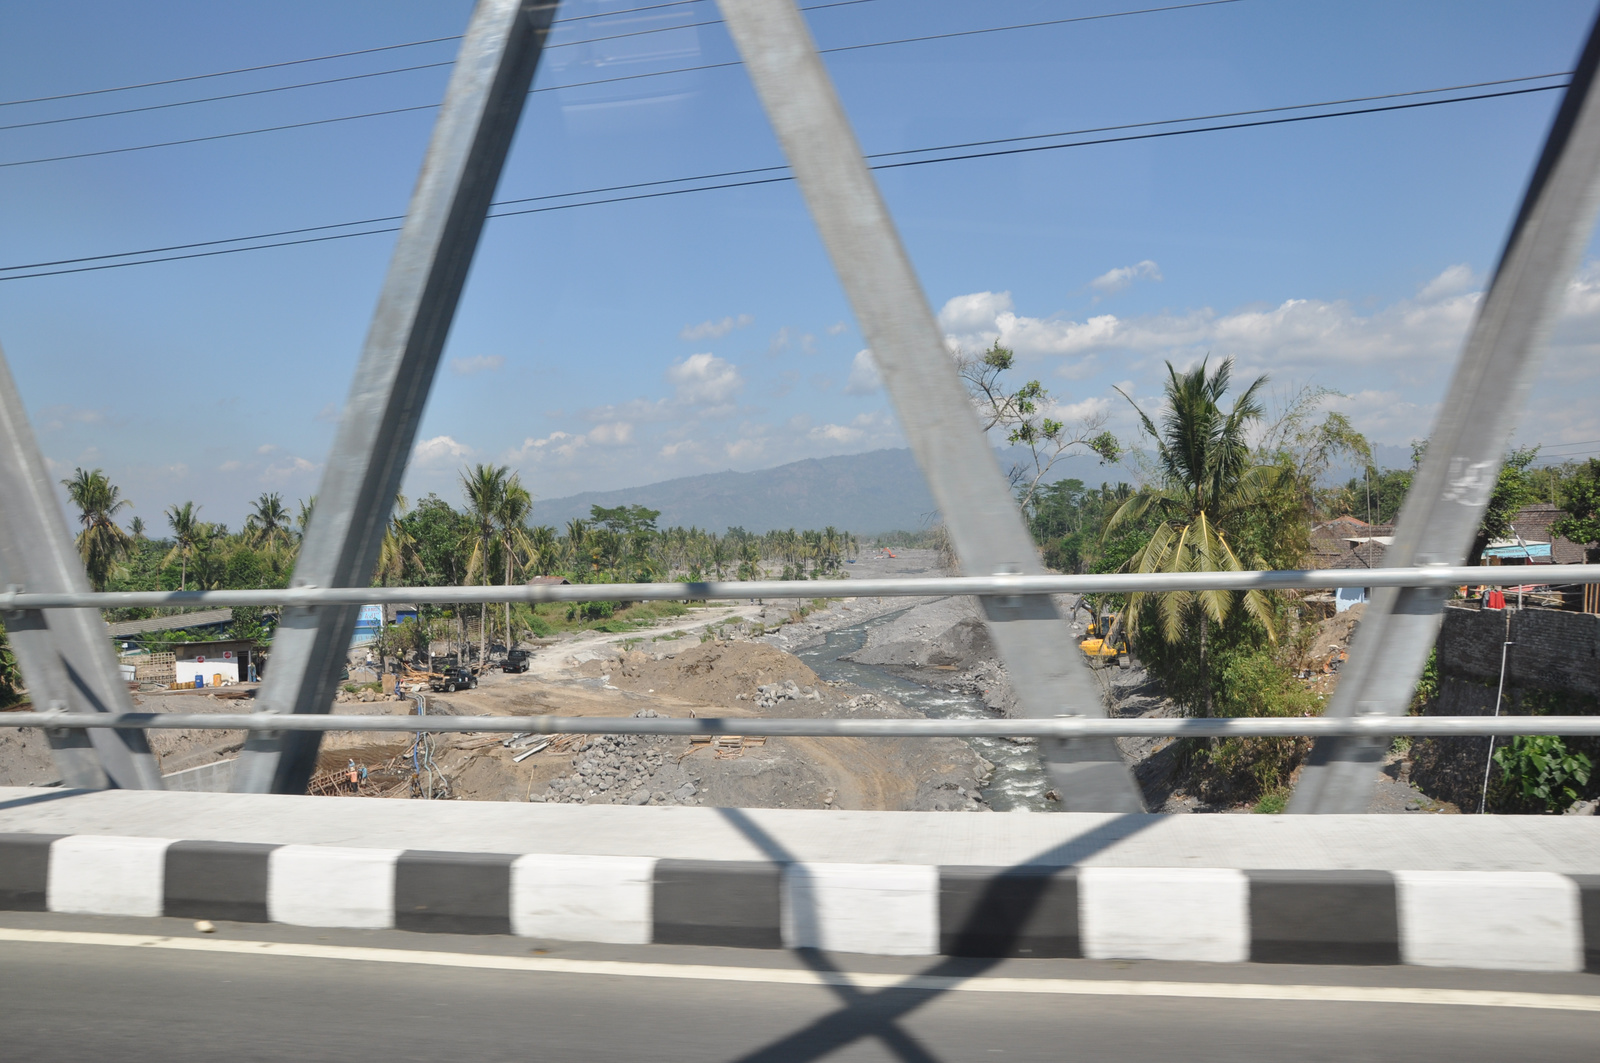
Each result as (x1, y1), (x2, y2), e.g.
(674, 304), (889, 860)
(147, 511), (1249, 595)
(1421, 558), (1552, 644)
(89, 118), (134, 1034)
(796, 608), (1052, 812)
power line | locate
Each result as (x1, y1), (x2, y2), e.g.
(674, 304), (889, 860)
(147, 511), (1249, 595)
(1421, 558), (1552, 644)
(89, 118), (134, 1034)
(0, 0), (721, 109)
(0, 0), (1243, 169)
(0, 79), (1563, 282)
(0, 0), (884, 114)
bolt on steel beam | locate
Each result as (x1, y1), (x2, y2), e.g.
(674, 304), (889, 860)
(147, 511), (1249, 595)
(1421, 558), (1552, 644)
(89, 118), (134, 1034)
(1290, 13), (1600, 814)
(716, 0), (1143, 811)
(0, 344), (163, 789)
(230, 0), (559, 795)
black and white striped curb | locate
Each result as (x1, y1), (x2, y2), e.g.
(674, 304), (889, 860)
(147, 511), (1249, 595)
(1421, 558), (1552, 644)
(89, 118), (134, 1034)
(3, 834), (1597, 971)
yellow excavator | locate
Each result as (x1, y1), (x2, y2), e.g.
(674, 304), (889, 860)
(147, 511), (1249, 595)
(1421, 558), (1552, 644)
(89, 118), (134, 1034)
(1077, 607), (1129, 667)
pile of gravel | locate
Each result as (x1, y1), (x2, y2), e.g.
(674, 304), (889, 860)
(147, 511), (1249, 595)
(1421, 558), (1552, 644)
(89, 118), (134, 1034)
(534, 711), (702, 806)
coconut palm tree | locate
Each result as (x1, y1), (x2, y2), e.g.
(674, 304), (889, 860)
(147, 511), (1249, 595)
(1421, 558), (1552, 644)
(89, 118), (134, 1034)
(460, 464), (509, 662)
(375, 495), (416, 586)
(164, 501), (204, 591)
(245, 492), (293, 554)
(495, 477), (535, 645)
(294, 496), (316, 540)
(61, 467), (132, 591)
(1105, 357), (1280, 715)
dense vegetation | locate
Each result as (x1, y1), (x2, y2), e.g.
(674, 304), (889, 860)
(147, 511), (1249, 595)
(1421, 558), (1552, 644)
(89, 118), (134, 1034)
(32, 462), (858, 673)
(1011, 361), (1600, 808)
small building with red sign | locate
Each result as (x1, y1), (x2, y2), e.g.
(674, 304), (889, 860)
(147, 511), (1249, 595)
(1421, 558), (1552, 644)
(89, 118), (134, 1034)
(172, 638), (258, 687)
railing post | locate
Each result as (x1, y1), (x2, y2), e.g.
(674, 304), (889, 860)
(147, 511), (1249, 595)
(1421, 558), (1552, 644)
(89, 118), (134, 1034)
(716, 0), (1144, 811)
(230, 0), (559, 794)
(1290, 11), (1600, 813)
(0, 344), (162, 789)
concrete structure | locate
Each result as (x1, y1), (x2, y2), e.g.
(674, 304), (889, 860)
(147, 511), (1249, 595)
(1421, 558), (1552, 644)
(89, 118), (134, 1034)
(0, 790), (1596, 971)
(172, 638), (256, 687)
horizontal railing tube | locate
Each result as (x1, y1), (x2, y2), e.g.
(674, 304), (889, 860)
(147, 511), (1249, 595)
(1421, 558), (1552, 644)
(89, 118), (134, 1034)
(0, 566), (1594, 610)
(5, 713), (1600, 738)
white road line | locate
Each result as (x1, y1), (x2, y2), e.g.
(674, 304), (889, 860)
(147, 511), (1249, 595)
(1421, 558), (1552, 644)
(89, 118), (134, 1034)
(3, 927), (1598, 1012)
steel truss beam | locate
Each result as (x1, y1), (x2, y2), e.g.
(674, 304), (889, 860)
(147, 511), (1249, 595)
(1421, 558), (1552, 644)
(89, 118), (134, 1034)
(716, 0), (1144, 812)
(230, 0), (558, 794)
(1290, 13), (1600, 813)
(0, 345), (162, 789)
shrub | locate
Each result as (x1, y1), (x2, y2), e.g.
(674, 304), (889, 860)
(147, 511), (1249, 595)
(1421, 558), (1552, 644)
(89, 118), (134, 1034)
(1191, 648), (1322, 804)
(1493, 736), (1592, 813)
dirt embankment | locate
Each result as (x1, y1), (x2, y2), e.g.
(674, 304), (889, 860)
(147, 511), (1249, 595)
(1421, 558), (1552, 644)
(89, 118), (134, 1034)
(289, 636), (991, 812)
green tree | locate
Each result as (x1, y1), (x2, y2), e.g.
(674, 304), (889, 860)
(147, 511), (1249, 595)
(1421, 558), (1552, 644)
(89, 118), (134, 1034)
(1551, 457), (1600, 561)
(375, 495), (416, 586)
(164, 501), (204, 591)
(496, 477), (535, 644)
(0, 618), (22, 708)
(245, 492), (293, 554)
(460, 464), (511, 661)
(1469, 446), (1540, 565)
(61, 467), (133, 591)
(958, 341), (1120, 509)
(1107, 358), (1279, 716)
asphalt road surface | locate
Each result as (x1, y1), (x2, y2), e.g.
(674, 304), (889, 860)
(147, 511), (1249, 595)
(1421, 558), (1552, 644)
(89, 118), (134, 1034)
(2, 912), (1597, 1062)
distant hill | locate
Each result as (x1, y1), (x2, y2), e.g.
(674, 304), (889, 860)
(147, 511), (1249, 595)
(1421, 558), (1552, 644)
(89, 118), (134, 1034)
(532, 447), (1120, 535)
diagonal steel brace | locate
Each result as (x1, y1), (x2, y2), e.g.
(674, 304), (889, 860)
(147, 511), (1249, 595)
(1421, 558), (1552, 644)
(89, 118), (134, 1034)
(231, 0), (559, 794)
(0, 343), (163, 789)
(1291, 13), (1600, 813)
(717, 0), (1144, 811)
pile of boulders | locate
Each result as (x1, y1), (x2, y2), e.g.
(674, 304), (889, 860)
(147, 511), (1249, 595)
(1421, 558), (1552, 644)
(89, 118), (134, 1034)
(534, 710), (702, 806)
(745, 678), (823, 709)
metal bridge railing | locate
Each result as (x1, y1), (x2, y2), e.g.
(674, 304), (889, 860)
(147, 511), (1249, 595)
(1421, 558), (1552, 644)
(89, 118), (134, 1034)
(4, 712), (1598, 739)
(1, 564), (1593, 610)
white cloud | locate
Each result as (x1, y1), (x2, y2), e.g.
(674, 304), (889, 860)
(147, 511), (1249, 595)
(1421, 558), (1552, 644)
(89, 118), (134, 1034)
(219, 460), (242, 472)
(667, 352), (743, 404)
(658, 439), (697, 458)
(809, 422), (863, 444)
(1418, 263), (1477, 302)
(262, 456), (317, 482)
(1090, 259), (1162, 295)
(844, 348), (881, 394)
(587, 421), (633, 446)
(826, 321), (848, 336)
(256, 443), (277, 455)
(450, 354), (505, 376)
(767, 326), (816, 357)
(938, 290), (1014, 335)
(1048, 396), (1110, 423)
(413, 435), (473, 466)
(679, 314), (752, 341)
(937, 265), (1489, 378)
(315, 402), (341, 423)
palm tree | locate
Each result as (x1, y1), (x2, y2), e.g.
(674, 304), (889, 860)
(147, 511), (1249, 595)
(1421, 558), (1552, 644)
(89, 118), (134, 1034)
(245, 492), (293, 554)
(495, 477), (534, 646)
(460, 464), (509, 663)
(1105, 357), (1280, 716)
(61, 467), (132, 591)
(376, 495), (415, 586)
(295, 496), (316, 540)
(164, 501), (204, 591)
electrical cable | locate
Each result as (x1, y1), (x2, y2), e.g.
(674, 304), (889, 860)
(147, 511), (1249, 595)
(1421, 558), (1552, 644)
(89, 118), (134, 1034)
(0, 0), (721, 109)
(0, 0), (1242, 169)
(0, 76), (1567, 280)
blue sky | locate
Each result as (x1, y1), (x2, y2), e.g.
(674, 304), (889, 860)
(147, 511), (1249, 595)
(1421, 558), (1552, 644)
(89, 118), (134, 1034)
(3, 0), (1599, 531)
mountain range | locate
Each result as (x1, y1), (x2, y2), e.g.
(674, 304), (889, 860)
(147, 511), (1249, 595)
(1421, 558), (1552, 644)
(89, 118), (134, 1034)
(531, 447), (1119, 534)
